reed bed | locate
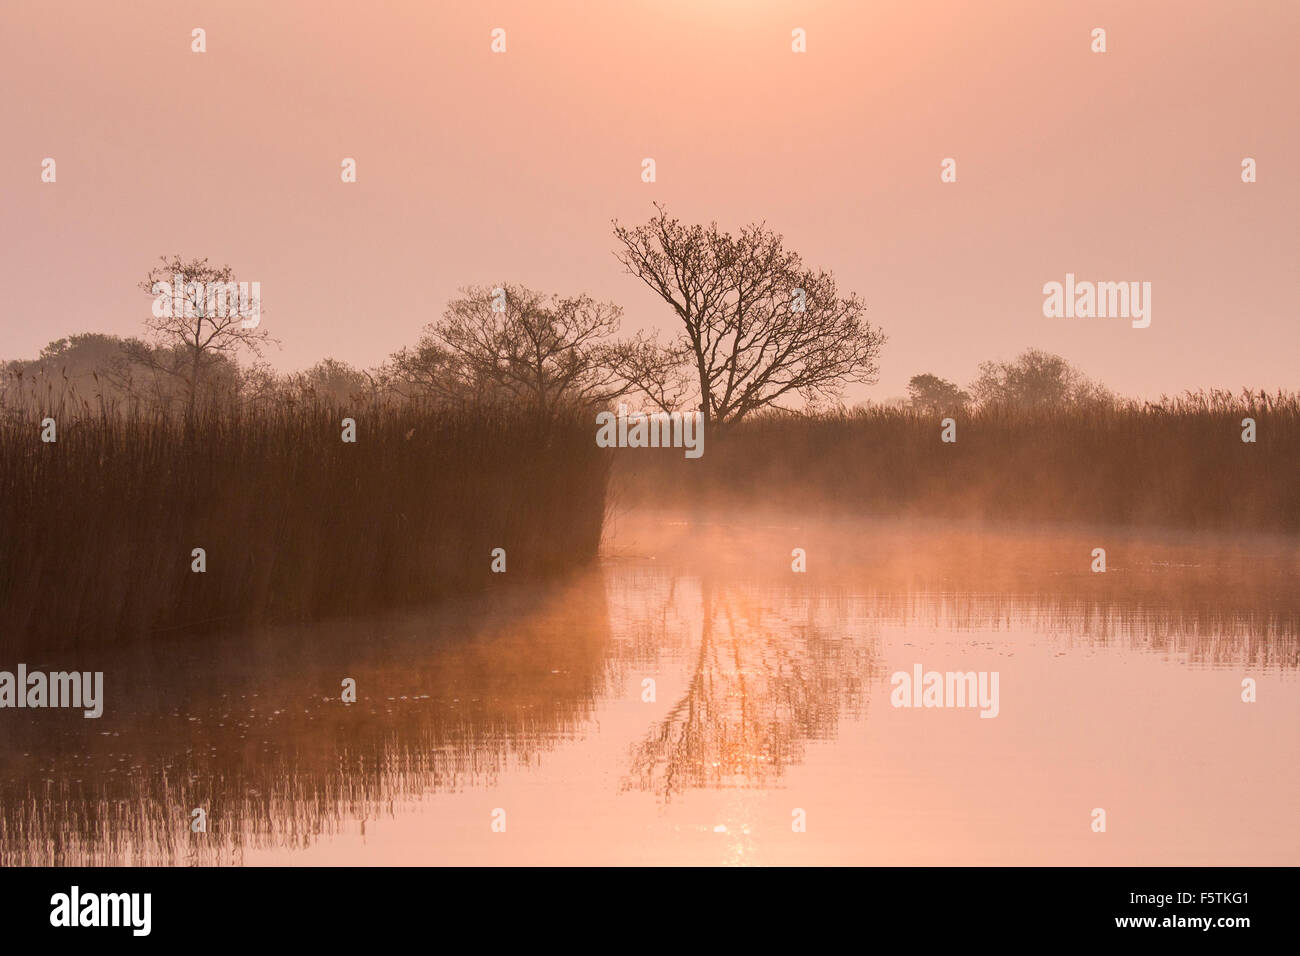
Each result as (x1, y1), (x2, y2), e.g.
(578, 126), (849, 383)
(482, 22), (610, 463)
(616, 390), (1300, 532)
(0, 400), (610, 648)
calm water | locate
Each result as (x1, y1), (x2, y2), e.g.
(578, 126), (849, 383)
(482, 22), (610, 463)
(3, 510), (1297, 865)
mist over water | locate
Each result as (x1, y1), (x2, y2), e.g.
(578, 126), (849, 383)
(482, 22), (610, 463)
(2, 509), (1296, 866)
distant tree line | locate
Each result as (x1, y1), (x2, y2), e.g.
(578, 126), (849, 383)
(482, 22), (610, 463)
(904, 348), (1113, 415)
(2, 211), (1136, 425)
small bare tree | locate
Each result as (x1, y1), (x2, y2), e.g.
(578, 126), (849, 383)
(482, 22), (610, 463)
(612, 205), (885, 428)
(135, 255), (273, 415)
(413, 283), (629, 422)
(381, 338), (473, 407)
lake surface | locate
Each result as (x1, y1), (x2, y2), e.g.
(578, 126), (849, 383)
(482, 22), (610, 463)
(3, 510), (1297, 865)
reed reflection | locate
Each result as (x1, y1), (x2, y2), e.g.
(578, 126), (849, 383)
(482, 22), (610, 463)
(0, 573), (614, 866)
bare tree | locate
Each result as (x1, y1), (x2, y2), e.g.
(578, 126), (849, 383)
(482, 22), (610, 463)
(381, 337), (476, 407)
(413, 283), (629, 422)
(135, 255), (273, 415)
(612, 205), (885, 429)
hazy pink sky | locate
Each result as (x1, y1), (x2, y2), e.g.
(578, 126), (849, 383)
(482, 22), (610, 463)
(3, 0), (1297, 402)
